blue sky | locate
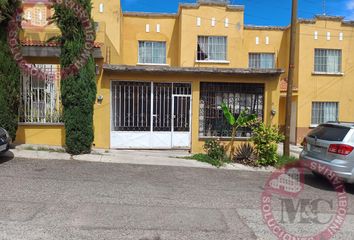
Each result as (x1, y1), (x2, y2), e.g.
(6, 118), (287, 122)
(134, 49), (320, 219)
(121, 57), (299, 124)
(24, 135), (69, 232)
(121, 0), (354, 26)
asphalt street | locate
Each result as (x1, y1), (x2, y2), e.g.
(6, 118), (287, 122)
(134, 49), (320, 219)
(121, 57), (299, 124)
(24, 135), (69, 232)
(0, 156), (353, 240)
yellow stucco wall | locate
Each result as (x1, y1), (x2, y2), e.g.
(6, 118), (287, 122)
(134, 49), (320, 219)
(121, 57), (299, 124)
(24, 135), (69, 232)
(122, 14), (179, 66)
(179, 5), (244, 68)
(295, 19), (354, 143)
(92, 0), (123, 64)
(16, 125), (65, 146)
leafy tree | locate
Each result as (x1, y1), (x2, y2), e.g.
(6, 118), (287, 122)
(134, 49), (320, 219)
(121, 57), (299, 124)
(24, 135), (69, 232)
(221, 102), (257, 158)
(52, 0), (97, 154)
(0, 0), (21, 140)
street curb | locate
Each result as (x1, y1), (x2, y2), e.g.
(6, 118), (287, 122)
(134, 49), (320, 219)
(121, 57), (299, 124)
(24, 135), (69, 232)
(1, 149), (277, 173)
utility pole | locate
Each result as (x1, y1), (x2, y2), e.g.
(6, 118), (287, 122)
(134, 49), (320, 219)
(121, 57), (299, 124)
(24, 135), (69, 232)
(284, 0), (298, 157)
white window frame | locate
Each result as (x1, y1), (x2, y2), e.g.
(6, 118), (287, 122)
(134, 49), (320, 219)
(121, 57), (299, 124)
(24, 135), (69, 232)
(19, 64), (62, 124)
(196, 36), (228, 63)
(314, 49), (342, 74)
(311, 102), (339, 127)
(138, 41), (167, 65)
(249, 53), (275, 69)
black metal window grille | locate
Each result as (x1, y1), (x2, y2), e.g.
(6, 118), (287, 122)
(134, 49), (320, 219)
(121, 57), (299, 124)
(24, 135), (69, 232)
(112, 81), (151, 131)
(199, 82), (264, 137)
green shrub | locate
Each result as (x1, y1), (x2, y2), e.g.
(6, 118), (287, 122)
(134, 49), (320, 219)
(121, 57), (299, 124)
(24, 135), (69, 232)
(251, 123), (284, 166)
(276, 154), (299, 168)
(203, 139), (226, 161)
(52, 0), (97, 154)
(234, 142), (258, 166)
(0, 1), (21, 140)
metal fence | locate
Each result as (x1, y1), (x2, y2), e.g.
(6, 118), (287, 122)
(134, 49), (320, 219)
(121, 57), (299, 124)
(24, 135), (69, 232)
(199, 82), (264, 137)
(19, 64), (62, 124)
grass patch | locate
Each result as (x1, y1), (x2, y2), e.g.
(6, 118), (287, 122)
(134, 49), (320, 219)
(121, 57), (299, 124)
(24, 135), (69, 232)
(276, 154), (299, 168)
(184, 153), (229, 168)
(24, 146), (66, 153)
(23, 146), (36, 151)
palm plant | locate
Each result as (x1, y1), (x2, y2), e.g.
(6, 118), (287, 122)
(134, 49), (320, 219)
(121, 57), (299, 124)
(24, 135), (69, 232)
(221, 102), (257, 158)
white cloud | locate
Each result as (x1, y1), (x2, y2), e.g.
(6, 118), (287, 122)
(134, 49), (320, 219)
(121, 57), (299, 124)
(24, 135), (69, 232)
(347, 0), (354, 10)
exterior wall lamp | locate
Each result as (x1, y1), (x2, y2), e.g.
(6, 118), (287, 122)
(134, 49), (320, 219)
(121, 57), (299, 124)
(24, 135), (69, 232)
(97, 95), (103, 104)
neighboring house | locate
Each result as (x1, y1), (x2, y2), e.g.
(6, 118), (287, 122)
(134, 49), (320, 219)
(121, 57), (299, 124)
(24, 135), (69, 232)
(15, 0), (354, 153)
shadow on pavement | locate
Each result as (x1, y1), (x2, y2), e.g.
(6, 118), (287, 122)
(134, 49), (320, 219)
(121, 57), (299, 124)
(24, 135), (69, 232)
(0, 151), (15, 164)
(303, 172), (354, 195)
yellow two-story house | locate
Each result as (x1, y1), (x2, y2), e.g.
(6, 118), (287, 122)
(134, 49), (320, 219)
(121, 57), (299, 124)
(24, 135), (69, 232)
(15, 0), (354, 153)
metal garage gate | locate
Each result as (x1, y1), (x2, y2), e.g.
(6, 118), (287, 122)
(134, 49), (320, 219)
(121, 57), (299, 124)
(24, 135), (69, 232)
(111, 81), (192, 149)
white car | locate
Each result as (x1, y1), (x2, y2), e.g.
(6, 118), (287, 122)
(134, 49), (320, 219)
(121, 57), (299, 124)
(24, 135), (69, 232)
(300, 122), (354, 183)
(0, 128), (11, 154)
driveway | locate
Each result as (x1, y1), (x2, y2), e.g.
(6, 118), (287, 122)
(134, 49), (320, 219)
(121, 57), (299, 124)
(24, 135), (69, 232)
(0, 157), (353, 240)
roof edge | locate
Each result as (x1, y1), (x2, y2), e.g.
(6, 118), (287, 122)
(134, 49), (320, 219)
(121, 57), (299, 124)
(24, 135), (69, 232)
(179, 2), (244, 12)
(103, 64), (284, 76)
(123, 11), (177, 18)
(244, 25), (288, 31)
(298, 15), (354, 27)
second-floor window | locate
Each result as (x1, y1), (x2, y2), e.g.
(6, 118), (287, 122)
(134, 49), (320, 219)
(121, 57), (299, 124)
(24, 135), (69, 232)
(138, 41), (166, 64)
(249, 53), (275, 69)
(197, 36), (227, 61)
(314, 49), (342, 73)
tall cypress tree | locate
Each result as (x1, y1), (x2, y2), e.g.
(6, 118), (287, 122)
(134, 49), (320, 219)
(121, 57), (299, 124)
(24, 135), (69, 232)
(0, 0), (21, 140)
(52, 0), (97, 154)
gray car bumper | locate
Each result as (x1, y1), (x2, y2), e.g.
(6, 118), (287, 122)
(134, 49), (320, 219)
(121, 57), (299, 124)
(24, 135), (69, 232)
(300, 152), (354, 183)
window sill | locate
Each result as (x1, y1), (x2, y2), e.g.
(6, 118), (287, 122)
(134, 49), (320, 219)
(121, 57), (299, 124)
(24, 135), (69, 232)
(310, 124), (318, 129)
(18, 122), (64, 126)
(195, 60), (230, 64)
(312, 72), (344, 76)
(199, 136), (251, 141)
(137, 63), (169, 66)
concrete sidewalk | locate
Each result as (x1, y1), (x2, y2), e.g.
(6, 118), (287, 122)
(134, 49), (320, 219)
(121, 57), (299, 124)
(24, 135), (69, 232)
(1, 144), (276, 172)
(278, 143), (303, 157)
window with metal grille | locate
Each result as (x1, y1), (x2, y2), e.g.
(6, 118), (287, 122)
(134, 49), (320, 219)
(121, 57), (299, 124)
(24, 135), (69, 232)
(197, 36), (227, 61)
(311, 102), (339, 125)
(199, 83), (264, 137)
(314, 49), (342, 73)
(249, 53), (275, 69)
(138, 41), (166, 64)
(19, 64), (62, 123)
